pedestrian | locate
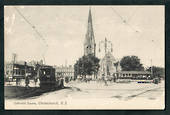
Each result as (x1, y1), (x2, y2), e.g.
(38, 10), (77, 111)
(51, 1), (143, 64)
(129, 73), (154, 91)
(60, 76), (64, 88)
(25, 75), (30, 88)
(34, 77), (38, 86)
(113, 76), (116, 82)
(104, 79), (108, 86)
(102, 75), (108, 86)
(16, 78), (19, 86)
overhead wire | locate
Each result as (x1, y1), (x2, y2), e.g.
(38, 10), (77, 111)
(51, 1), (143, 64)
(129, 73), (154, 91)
(14, 7), (48, 47)
(110, 7), (126, 23)
(14, 7), (48, 64)
(110, 7), (139, 33)
(126, 7), (138, 23)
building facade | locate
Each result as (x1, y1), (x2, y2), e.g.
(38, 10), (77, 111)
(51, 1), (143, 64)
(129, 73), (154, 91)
(4, 62), (13, 79)
(54, 65), (74, 80)
(98, 52), (121, 79)
(4, 60), (43, 80)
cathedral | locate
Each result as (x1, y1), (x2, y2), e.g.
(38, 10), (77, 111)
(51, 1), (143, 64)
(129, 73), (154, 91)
(84, 8), (121, 79)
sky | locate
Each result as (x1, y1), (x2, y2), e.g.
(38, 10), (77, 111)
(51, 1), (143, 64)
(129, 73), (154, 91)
(4, 6), (165, 67)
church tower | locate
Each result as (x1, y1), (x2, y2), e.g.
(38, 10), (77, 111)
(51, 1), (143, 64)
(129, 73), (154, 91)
(84, 8), (96, 56)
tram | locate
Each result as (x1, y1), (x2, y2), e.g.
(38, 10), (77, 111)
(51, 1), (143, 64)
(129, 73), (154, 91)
(8, 62), (64, 89)
(37, 65), (64, 89)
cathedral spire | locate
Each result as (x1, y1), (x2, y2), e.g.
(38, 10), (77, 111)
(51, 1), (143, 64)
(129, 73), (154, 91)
(88, 8), (92, 24)
(84, 8), (96, 56)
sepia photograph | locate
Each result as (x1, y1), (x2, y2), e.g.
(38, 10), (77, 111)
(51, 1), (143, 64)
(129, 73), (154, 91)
(4, 5), (165, 109)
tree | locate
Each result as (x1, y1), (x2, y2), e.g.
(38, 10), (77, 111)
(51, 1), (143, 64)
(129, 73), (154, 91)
(74, 54), (100, 79)
(146, 66), (165, 78)
(120, 56), (144, 71)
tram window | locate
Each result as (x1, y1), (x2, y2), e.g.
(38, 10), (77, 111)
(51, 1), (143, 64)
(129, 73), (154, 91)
(46, 69), (50, 75)
(22, 70), (25, 75)
(41, 69), (51, 75)
(46, 75), (50, 78)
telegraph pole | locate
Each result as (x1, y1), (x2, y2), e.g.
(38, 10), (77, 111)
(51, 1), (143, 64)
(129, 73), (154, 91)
(151, 59), (153, 78)
(12, 53), (17, 81)
(105, 38), (107, 55)
(12, 53), (17, 64)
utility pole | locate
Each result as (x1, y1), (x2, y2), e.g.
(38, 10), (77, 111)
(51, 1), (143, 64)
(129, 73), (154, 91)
(12, 53), (17, 81)
(105, 38), (107, 55)
(24, 61), (27, 79)
(12, 53), (17, 64)
(151, 59), (153, 78)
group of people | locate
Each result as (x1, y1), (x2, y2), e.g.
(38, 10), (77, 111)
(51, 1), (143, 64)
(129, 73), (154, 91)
(74, 74), (118, 86)
(101, 74), (118, 85)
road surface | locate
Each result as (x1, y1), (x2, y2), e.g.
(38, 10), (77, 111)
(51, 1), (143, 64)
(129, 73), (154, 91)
(5, 80), (165, 109)
(27, 80), (164, 101)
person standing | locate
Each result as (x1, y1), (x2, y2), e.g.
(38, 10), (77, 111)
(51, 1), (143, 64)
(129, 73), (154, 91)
(34, 77), (38, 86)
(16, 78), (19, 86)
(60, 75), (64, 88)
(113, 73), (116, 82)
(25, 74), (30, 88)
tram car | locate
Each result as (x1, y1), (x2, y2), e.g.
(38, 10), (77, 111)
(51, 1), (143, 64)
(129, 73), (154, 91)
(13, 63), (35, 79)
(7, 62), (64, 89)
(37, 65), (64, 89)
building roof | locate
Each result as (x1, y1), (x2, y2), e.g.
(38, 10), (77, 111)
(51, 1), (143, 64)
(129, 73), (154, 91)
(14, 63), (34, 69)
